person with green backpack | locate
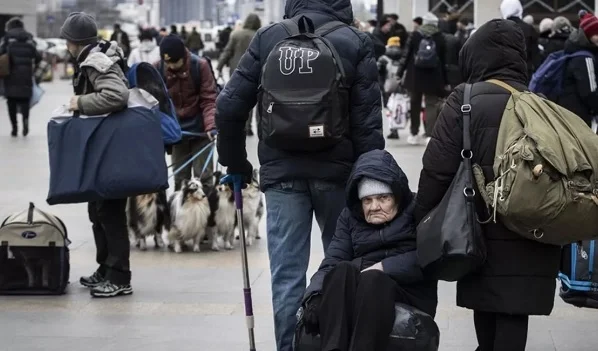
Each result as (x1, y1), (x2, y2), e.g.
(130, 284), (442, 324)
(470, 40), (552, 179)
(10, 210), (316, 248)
(415, 19), (563, 351)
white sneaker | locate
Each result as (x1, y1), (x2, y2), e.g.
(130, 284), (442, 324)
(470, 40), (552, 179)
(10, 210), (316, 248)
(407, 135), (420, 145)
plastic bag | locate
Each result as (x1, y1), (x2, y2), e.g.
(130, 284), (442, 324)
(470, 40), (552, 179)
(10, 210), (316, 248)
(387, 93), (409, 130)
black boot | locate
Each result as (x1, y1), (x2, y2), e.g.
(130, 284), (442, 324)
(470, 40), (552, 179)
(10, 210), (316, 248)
(22, 118), (29, 137)
(11, 125), (17, 137)
(387, 129), (399, 139)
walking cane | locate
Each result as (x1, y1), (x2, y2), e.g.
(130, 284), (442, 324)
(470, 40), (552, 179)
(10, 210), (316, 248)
(220, 174), (257, 351)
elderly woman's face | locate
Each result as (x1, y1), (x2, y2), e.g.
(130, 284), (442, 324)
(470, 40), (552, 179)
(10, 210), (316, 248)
(361, 194), (398, 224)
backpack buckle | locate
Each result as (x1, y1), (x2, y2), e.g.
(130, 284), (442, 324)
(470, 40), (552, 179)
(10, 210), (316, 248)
(461, 104), (472, 113)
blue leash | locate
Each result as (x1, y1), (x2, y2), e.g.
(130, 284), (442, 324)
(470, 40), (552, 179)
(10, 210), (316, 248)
(170, 140), (215, 178)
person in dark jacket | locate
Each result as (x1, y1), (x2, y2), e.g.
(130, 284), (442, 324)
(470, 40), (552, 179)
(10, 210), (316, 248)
(216, 25), (232, 54)
(415, 19), (561, 351)
(387, 14), (408, 48)
(215, 0), (385, 348)
(217, 14), (261, 135)
(372, 16), (393, 49)
(556, 11), (598, 128)
(300, 149), (437, 350)
(500, 0), (540, 81)
(186, 27), (204, 55)
(537, 17), (572, 65)
(110, 23), (130, 58)
(397, 12), (448, 145)
(0, 17), (41, 137)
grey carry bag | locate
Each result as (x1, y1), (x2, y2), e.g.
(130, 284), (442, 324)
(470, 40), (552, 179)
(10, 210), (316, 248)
(416, 83), (486, 281)
(0, 203), (70, 295)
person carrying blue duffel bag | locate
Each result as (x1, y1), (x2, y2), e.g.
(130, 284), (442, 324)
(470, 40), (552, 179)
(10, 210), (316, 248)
(58, 12), (135, 298)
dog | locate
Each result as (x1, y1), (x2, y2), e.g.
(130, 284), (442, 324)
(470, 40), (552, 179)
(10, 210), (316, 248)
(207, 171), (236, 250)
(126, 191), (169, 250)
(167, 178), (211, 253)
(236, 169), (264, 246)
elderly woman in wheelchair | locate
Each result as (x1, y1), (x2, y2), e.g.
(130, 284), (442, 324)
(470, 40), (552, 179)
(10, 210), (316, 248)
(294, 150), (439, 351)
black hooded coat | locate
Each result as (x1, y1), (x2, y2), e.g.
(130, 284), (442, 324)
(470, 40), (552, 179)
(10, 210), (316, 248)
(215, 0), (384, 190)
(303, 149), (438, 318)
(415, 20), (560, 316)
(0, 25), (40, 99)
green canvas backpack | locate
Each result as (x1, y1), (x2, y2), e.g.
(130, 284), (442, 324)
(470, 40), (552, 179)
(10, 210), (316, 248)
(472, 79), (598, 246)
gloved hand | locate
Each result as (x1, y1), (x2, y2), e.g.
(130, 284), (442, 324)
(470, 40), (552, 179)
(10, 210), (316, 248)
(226, 159), (253, 187)
(302, 295), (322, 336)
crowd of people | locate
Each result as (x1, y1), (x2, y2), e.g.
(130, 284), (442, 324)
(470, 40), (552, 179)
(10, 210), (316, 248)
(2, 0), (598, 349)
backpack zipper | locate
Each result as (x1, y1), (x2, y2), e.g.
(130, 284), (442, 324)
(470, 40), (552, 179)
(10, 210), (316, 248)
(267, 102), (274, 113)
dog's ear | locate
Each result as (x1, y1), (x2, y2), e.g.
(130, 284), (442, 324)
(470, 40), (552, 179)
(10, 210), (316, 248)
(182, 179), (189, 188)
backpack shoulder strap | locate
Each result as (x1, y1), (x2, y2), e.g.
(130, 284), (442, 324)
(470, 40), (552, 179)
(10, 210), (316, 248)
(315, 21), (346, 37)
(190, 54), (202, 92)
(487, 79), (519, 94)
(281, 18), (300, 36)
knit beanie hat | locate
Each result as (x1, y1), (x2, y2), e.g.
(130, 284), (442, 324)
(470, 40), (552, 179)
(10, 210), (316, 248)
(5, 17), (24, 31)
(552, 16), (572, 34)
(580, 10), (598, 39)
(358, 178), (393, 200)
(387, 36), (400, 47)
(159, 34), (186, 62)
(423, 13), (439, 26)
(538, 18), (553, 34)
(60, 12), (98, 45)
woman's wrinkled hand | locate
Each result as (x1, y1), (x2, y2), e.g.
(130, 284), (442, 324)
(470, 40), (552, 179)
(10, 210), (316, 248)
(303, 295), (322, 336)
(361, 261), (384, 273)
(68, 96), (80, 111)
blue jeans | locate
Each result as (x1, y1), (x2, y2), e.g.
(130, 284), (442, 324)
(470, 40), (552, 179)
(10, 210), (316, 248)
(265, 180), (346, 351)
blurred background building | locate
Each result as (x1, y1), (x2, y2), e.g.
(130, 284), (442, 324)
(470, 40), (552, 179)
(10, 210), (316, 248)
(0, 0), (596, 40)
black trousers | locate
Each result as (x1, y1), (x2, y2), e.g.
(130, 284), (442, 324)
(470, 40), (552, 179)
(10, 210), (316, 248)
(317, 262), (400, 351)
(409, 92), (442, 137)
(87, 199), (131, 285)
(7, 97), (30, 129)
(474, 311), (529, 351)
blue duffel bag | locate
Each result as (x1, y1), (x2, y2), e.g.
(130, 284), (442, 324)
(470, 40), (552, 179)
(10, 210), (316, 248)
(46, 95), (169, 205)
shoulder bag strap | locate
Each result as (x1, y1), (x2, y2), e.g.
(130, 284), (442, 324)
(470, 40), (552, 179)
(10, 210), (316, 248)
(315, 21), (345, 37)
(190, 54), (202, 92)
(462, 84), (473, 158)
(486, 79), (518, 94)
(461, 84), (476, 200)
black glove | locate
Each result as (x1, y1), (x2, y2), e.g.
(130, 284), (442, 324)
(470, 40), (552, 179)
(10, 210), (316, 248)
(302, 295), (322, 336)
(226, 159), (253, 186)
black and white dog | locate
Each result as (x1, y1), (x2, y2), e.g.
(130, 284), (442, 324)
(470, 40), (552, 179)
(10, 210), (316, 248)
(126, 191), (170, 250)
(166, 178), (211, 253)
(207, 171), (236, 250)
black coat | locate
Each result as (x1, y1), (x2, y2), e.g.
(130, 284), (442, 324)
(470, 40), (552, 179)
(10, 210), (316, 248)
(303, 149), (438, 317)
(415, 19), (560, 316)
(0, 28), (40, 99)
(507, 16), (540, 81)
(556, 29), (598, 127)
(215, 0), (385, 190)
(397, 26), (447, 96)
(538, 31), (569, 65)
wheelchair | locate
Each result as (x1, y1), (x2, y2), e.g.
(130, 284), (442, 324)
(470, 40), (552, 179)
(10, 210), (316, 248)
(293, 303), (440, 351)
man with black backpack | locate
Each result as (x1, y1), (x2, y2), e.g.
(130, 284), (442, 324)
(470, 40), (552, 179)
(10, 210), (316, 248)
(215, 0), (384, 349)
(397, 12), (448, 145)
(157, 35), (219, 190)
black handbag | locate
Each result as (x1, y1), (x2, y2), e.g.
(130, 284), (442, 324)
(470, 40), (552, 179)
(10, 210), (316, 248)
(416, 83), (486, 282)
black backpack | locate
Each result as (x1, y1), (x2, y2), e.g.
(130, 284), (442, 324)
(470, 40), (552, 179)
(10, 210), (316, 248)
(414, 33), (440, 69)
(259, 16), (349, 152)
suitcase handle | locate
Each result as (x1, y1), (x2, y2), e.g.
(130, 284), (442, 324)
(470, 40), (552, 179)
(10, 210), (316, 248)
(27, 202), (34, 224)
